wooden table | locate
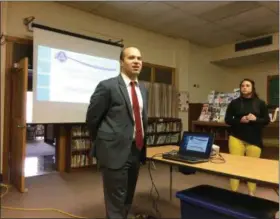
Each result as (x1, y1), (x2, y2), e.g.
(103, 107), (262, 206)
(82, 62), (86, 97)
(147, 145), (279, 200)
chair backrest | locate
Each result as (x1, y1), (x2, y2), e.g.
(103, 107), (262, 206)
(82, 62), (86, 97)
(271, 107), (279, 122)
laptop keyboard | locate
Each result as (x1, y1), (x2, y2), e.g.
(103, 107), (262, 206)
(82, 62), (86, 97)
(163, 153), (199, 162)
(174, 154), (199, 161)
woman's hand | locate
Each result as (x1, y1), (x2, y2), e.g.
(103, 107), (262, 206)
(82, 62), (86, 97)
(247, 113), (257, 121)
(240, 116), (249, 123)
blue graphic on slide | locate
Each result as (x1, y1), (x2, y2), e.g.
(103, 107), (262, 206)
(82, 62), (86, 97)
(55, 51), (117, 72)
(183, 136), (209, 153)
(36, 45), (120, 103)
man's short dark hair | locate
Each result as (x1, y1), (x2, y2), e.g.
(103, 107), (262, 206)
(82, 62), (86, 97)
(119, 46), (140, 61)
(120, 48), (125, 61)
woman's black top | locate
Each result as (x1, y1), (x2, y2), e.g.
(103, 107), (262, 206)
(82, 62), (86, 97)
(224, 97), (270, 148)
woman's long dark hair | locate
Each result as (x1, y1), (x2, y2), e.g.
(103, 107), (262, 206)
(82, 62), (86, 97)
(239, 78), (259, 99)
(239, 78), (260, 113)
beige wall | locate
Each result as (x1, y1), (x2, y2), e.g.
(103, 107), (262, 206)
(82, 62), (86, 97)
(224, 60), (279, 101)
(187, 43), (231, 102)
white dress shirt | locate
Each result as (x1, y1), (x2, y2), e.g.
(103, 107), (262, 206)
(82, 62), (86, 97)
(121, 73), (144, 139)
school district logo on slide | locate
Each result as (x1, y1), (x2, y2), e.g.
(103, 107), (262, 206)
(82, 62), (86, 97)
(55, 51), (67, 62)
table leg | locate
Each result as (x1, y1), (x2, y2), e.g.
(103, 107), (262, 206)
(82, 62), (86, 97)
(170, 165), (173, 200)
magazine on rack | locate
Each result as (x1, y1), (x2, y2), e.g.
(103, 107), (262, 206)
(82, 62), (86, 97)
(198, 88), (240, 122)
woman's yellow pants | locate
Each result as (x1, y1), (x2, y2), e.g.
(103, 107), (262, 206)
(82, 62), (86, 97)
(228, 135), (262, 194)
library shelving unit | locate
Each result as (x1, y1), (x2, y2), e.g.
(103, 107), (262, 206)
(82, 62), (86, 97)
(60, 117), (182, 172)
(65, 124), (97, 172)
(146, 117), (182, 146)
(62, 117), (182, 172)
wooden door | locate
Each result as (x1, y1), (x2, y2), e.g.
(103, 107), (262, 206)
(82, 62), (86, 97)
(10, 57), (28, 193)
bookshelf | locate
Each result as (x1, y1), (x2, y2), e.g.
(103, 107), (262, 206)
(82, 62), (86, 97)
(64, 117), (182, 172)
(65, 124), (97, 172)
(146, 117), (182, 146)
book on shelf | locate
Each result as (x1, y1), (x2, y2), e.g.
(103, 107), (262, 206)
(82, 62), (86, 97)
(71, 125), (91, 151)
(68, 118), (182, 169)
(71, 125), (89, 137)
(69, 125), (96, 169)
(71, 154), (97, 168)
(71, 139), (91, 151)
(146, 118), (182, 146)
(147, 133), (180, 145)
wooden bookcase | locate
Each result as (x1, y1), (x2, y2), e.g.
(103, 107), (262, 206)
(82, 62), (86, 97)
(146, 117), (182, 146)
(188, 103), (203, 130)
(65, 124), (97, 172)
(63, 117), (182, 172)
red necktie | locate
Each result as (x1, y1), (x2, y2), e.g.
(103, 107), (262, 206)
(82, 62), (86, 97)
(130, 81), (143, 150)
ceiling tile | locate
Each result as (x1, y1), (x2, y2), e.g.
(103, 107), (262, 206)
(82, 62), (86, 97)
(57, 1), (277, 48)
(181, 28), (247, 47)
(133, 1), (173, 17)
(91, 1), (148, 23)
(239, 28), (275, 38)
(259, 1), (279, 13)
(59, 1), (104, 12)
(231, 12), (279, 36)
(263, 25), (279, 34)
(199, 1), (261, 21)
(179, 14), (210, 28)
(91, 7), (125, 21)
(115, 1), (174, 26)
(133, 9), (187, 30)
(232, 24), (278, 38)
(199, 34), (247, 47)
(215, 7), (275, 28)
(181, 23), (223, 38)
(152, 14), (211, 38)
(166, 1), (232, 15)
(153, 12), (209, 31)
(96, 1), (148, 12)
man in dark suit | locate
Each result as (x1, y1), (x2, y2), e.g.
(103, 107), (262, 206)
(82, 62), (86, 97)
(86, 47), (148, 219)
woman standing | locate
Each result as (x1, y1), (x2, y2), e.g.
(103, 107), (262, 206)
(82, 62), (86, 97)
(225, 78), (270, 196)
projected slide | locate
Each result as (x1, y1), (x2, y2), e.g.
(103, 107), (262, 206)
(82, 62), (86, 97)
(184, 136), (209, 153)
(36, 45), (120, 103)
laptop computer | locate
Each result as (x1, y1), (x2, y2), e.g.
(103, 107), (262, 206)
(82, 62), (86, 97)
(162, 131), (215, 164)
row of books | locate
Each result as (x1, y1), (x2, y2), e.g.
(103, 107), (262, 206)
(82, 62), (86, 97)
(71, 126), (90, 137)
(72, 139), (91, 151)
(71, 154), (97, 168)
(147, 133), (180, 145)
(147, 122), (181, 133)
(198, 89), (240, 122)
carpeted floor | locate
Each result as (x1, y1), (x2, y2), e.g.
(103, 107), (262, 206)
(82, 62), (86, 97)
(1, 162), (278, 218)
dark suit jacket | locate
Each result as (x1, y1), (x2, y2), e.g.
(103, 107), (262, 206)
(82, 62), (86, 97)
(86, 74), (148, 169)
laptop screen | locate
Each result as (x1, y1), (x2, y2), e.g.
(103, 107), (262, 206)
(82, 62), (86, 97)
(179, 132), (214, 158)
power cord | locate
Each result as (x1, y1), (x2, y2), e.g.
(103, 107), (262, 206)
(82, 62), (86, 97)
(0, 183), (86, 218)
(148, 153), (163, 219)
(210, 153), (226, 164)
(147, 150), (226, 217)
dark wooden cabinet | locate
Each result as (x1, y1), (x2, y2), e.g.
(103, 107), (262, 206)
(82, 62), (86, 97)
(188, 103), (203, 131)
